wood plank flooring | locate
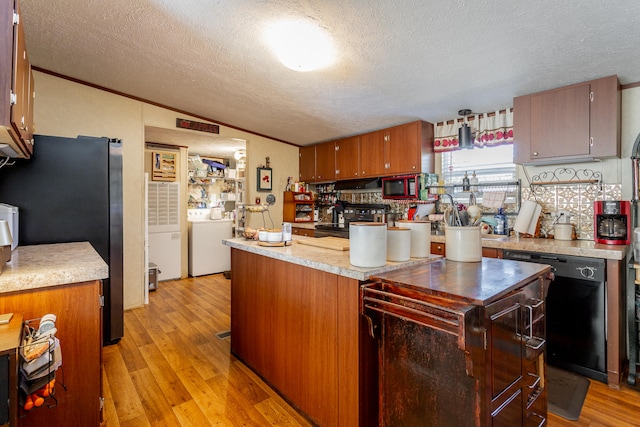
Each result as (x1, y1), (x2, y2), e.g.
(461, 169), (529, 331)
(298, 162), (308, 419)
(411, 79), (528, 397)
(103, 274), (640, 426)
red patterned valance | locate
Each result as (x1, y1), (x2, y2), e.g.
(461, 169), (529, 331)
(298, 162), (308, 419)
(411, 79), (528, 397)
(434, 108), (514, 152)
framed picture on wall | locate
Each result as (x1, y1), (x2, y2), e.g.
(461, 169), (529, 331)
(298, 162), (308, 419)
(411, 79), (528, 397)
(257, 167), (272, 191)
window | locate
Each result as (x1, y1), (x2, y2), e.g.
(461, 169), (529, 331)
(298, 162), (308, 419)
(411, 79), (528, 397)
(440, 145), (515, 185)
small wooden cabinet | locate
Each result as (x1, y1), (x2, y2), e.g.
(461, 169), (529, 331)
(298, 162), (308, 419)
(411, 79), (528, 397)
(314, 141), (336, 182)
(362, 267), (548, 426)
(283, 191), (314, 223)
(359, 129), (386, 177)
(292, 227), (315, 237)
(335, 136), (360, 180)
(0, 0), (35, 158)
(513, 75), (620, 164)
(298, 145), (316, 182)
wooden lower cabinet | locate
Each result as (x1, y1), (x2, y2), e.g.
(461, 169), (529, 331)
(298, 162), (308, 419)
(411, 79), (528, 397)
(0, 281), (102, 427)
(361, 277), (547, 426)
(292, 227), (315, 237)
(230, 249), (376, 427)
(430, 241), (445, 255)
(430, 241), (503, 258)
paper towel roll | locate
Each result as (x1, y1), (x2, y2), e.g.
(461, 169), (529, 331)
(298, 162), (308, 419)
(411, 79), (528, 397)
(514, 200), (542, 235)
(396, 220), (431, 258)
(350, 222), (387, 267)
(386, 227), (411, 262)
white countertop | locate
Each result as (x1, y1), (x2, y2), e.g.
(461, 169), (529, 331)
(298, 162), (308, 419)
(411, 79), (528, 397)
(430, 234), (630, 260)
(0, 242), (109, 294)
(223, 237), (442, 281)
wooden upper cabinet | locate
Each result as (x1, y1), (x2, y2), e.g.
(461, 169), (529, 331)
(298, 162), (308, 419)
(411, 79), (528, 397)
(299, 120), (435, 182)
(0, 0), (34, 158)
(359, 129), (386, 177)
(385, 121), (434, 175)
(513, 75), (620, 164)
(335, 135), (360, 180)
(314, 140), (336, 182)
(299, 145), (316, 182)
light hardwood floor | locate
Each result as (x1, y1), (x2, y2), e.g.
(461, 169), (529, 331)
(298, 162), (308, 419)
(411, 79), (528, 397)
(103, 274), (640, 426)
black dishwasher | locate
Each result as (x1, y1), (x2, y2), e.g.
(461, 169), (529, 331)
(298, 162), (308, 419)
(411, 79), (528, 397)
(503, 250), (607, 382)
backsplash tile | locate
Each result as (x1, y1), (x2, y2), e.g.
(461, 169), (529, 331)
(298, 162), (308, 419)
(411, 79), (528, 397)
(521, 183), (622, 240)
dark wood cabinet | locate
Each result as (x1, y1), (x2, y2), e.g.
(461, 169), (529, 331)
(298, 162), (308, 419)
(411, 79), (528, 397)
(335, 136), (360, 179)
(361, 269), (548, 426)
(0, 0), (34, 158)
(430, 241), (445, 255)
(513, 75), (620, 164)
(430, 242), (502, 259)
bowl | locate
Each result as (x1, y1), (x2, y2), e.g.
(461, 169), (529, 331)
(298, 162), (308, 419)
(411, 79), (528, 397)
(267, 231), (283, 243)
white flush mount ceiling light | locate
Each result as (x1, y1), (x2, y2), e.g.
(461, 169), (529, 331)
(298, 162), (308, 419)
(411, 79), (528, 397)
(234, 149), (246, 160)
(265, 20), (335, 72)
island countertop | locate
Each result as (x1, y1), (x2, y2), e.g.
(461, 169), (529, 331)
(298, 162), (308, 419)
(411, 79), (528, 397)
(223, 237), (441, 281)
(371, 257), (552, 306)
(0, 242), (108, 294)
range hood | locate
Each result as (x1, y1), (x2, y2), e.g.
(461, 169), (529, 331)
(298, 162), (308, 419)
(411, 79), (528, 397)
(334, 178), (381, 190)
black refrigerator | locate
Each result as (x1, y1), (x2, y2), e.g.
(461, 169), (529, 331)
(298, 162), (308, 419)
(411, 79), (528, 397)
(0, 135), (124, 345)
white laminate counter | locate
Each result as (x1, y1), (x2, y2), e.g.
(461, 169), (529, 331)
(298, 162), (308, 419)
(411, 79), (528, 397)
(430, 234), (630, 260)
(223, 237), (441, 281)
(0, 242), (109, 294)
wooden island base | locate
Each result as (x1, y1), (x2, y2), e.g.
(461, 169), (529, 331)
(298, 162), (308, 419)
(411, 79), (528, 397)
(230, 248), (377, 427)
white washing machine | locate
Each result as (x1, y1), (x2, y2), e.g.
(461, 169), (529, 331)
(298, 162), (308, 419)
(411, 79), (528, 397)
(188, 209), (233, 277)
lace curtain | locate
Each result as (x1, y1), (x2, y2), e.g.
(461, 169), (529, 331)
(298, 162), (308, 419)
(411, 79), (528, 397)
(434, 108), (514, 152)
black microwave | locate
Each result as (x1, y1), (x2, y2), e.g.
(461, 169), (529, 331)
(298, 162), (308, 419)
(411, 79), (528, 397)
(382, 175), (418, 199)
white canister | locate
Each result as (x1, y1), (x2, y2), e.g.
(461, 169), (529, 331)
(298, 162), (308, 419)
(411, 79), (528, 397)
(350, 222), (387, 267)
(386, 227), (411, 262)
(396, 220), (431, 258)
(445, 225), (482, 262)
(554, 223), (574, 240)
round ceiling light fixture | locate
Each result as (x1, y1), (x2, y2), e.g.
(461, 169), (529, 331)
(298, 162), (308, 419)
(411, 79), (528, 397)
(265, 19), (335, 72)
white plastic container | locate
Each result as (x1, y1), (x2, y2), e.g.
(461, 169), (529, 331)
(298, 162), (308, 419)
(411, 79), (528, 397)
(445, 225), (481, 262)
(396, 220), (431, 258)
(350, 222), (387, 267)
(386, 227), (411, 262)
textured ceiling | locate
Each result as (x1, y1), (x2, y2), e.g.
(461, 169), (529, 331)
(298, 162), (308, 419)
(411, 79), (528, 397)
(19, 0), (640, 157)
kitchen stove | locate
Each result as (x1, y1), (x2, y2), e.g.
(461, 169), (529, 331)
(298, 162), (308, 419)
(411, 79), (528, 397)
(314, 203), (388, 239)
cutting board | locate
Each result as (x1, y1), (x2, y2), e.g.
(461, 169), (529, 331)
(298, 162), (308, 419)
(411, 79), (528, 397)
(297, 237), (350, 251)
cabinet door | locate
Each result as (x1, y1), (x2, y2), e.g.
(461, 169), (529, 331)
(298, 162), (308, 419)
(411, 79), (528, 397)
(485, 291), (525, 426)
(335, 136), (360, 179)
(590, 75), (620, 158)
(386, 122), (420, 175)
(315, 140), (336, 182)
(359, 130), (385, 177)
(529, 83), (591, 160)
(299, 145), (316, 182)
(430, 242), (445, 255)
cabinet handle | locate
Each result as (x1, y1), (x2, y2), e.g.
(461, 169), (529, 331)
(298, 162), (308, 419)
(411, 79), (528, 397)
(532, 151), (538, 157)
(590, 91), (594, 102)
(527, 373), (541, 389)
(590, 137), (594, 147)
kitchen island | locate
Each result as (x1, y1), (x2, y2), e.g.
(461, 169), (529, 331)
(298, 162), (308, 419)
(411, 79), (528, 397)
(0, 242), (107, 427)
(223, 237), (551, 426)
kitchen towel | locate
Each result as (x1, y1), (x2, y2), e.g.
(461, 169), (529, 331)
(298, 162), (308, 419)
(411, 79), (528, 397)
(514, 200), (542, 235)
(482, 191), (506, 209)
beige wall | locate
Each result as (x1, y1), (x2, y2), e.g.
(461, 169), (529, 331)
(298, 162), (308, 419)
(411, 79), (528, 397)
(32, 71), (299, 310)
